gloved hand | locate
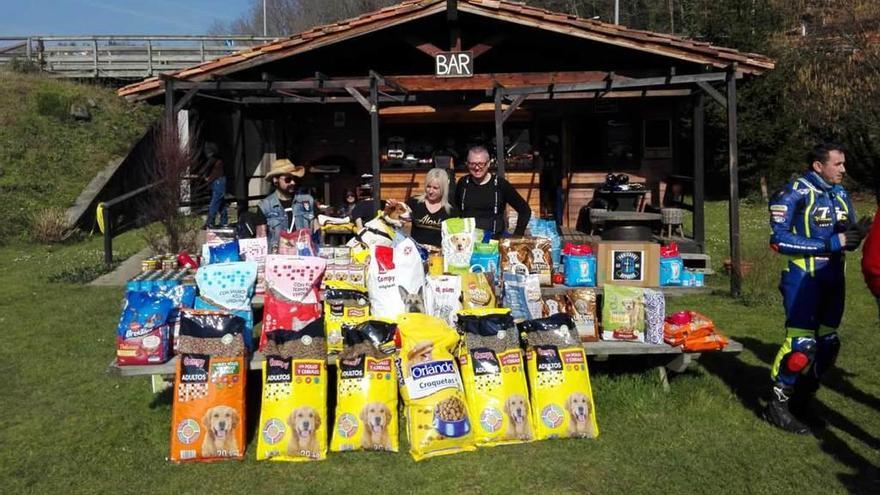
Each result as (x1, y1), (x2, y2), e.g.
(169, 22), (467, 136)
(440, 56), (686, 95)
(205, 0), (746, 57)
(841, 218), (871, 250)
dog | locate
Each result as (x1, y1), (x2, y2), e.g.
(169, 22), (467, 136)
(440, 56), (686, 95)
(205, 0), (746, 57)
(201, 405), (240, 457)
(566, 392), (595, 438)
(359, 402), (393, 451)
(287, 406), (322, 458)
(347, 200), (412, 256)
(622, 298), (644, 332)
(504, 394), (532, 441)
(398, 285), (425, 313)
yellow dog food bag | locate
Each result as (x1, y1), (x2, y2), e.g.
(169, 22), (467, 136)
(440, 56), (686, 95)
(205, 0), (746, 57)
(323, 280), (370, 354)
(255, 321), (329, 462)
(331, 321), (399, 452)
(457, 309), (534, 447)
(520, 313), (599, 440)
(396, 313), (476, 461)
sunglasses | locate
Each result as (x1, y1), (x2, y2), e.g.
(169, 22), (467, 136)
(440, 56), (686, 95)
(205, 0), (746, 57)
(279, 175), (297, 183)
(467, 161), (489, 168)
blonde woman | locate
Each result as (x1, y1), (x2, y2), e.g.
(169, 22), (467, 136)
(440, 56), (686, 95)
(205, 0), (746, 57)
(406, 168), (459, 247)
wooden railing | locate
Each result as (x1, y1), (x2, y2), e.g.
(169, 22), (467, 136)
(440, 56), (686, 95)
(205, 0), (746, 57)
(0, 35), (275, 79)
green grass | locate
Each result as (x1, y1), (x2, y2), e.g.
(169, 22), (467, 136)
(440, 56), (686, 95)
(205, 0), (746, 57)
(1, 202), (878, 494)
(0, 69), (160, 243)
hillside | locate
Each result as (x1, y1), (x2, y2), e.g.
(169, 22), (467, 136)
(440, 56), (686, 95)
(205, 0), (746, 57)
(0, 68), (160, 243)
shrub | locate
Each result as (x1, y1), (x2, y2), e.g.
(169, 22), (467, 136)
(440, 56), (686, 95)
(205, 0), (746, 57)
(35, 89), (71, 121)
(9, 57), (39, 74)
(31, 207), (72, 244)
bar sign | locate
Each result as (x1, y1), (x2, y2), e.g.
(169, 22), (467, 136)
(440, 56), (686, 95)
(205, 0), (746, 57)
(435, 51), (473, 78)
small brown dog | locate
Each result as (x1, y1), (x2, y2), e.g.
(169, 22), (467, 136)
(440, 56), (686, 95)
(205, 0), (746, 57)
(287, 406), (322, 458)
(504, 394), (532, 441)
(201, 405), (240, 458)
(359, 402), (393, 451)
(566, 392), (595, 438)
(348, 200), (412, 255)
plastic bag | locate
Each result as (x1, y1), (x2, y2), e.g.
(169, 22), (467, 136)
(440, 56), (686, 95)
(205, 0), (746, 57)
(115, 291), (174, 365)
(442, 217), (477, 275)
(424, 274), (462, 327)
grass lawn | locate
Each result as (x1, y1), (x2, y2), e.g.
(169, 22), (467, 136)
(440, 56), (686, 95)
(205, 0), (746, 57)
(1, 202), (878, 494)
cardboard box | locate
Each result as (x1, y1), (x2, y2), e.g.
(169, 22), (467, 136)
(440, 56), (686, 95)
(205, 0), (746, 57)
(594, 241), (660, 287)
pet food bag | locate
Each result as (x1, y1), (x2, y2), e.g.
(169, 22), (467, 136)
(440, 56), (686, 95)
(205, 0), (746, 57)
(502, 269), (542, 323)
(461, 271), (496, 310)
(396, 313), (476, 461)
(659, 242), (684, 286)
(602, 284), (647, 342)
(563, 243), (597, 287)
(643, 289), (666, 344)
(529, 218), (562, 266)
(264, 255), (326, 303)
(323, 281), (370, 354)
(194, 261), (258, 349)
(116, 291), (175, 365)
(208, 240), (241, 264)
(256, 320), (328, 462)
(520, 314), (599, 440)
(238, 237), (268, 295)
(331, 321), (399, 453)
(366, 245), (406, 319)
(170, 310), (248, 463)
(542, 295), (568, 317)
(424, 274), (462, 327)
(566, 289), (599, 342)
(279, 228), (317, 256)
(457, 309), (533, 446)
(395, 237), (427, 312)
(470, 240), (500, 279)
(442, 218), (477, 275)
(500, 237), (532, 274)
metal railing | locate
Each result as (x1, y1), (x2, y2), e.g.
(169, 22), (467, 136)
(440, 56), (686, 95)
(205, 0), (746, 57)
(0, 35), (275, 79)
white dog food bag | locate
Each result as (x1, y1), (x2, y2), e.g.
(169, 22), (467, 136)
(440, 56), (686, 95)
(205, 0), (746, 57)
(424, 274), (462, 327)
(394, 237), (426, 312)
(442, 218), (477, 275)
(367, 245), (406, 319)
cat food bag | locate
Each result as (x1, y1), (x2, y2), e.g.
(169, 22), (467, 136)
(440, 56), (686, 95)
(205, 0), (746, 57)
(457, 309), (533, 447)
(602, 284), (646, 342)
(256, 321), (328, 461)
(170, 311), (247, 463)
(331, 321), (399, 453)
(238, 237), (268, 295)
(442, 218), (477, 275)
(116, 291), (175, 365)
(520, 314), (599, 440)
(264, 255), (326, 304)
(194, 261), (258, 350)
(367, 245), (405, 319)
(470, 240), (501, 280)
(323, 281), (370, 354)
(424, 275), (462, 327)
(396, 313), (476, 461)
(563, 243), (597, 287)
(208, 240), (241, 264)
(566, 289), (599, 342)
(461, 271), (496, 310)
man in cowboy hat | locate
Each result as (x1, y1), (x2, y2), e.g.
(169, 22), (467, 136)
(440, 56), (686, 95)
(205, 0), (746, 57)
(258, 158), (316, 252)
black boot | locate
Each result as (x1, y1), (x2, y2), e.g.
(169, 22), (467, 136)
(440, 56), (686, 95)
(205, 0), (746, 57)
(764, 384), (810, 435)
(791, 377), (826, 432)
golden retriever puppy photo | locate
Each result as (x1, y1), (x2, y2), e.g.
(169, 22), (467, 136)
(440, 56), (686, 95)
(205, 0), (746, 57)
(566, 392), (595, 438)
(504, 394), (532, 441)
(450, 232), (473, 254)
(622, 298), (644, 332)
(201, 405), (240, 458)
(359, 402), (393, 450)
(287, 406), (322, 457)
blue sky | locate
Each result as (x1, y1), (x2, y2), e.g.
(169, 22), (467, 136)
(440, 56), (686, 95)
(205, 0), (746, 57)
(0, 0), (253, 35)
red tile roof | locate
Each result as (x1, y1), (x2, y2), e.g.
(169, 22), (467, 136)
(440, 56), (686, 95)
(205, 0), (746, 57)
(119, 0), (774, 101)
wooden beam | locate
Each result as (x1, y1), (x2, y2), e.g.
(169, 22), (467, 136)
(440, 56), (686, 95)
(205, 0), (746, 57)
(468, 34), (505, 58)
(173, 85), (199, 113)
(494, 88), (505, 179)
(389, 71), (612, 91)
(164, 79), (175, 130)
(447, 0), (458, 21)
(696, 81), (726, 108)
(693, 93), (705, 250)
(504, 71), (733, 96)
(370, 77), (381, 212)
(501, 94), (526, 123)
(726, 66), (742, 297)
(404, 35), (443, 57)
(344, 86), (372, 112)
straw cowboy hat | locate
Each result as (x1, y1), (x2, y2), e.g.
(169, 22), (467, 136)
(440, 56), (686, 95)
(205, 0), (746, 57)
(265, 158), (306, 181)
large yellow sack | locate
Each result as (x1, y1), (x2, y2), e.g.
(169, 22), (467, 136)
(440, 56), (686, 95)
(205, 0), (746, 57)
(255, 322), (328, 461)
(457, 309), (534, 447)
(323, 280), (370, 354)
(330, 321), (399, 452)
(520, 314), (599, 440)
(396, 313), (476, 461)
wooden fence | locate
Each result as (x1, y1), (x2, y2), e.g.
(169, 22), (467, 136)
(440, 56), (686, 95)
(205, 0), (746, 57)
(0, 35), (275, 79)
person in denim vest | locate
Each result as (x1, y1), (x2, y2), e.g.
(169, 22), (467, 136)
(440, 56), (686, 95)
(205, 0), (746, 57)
(257, 159), (315, 253)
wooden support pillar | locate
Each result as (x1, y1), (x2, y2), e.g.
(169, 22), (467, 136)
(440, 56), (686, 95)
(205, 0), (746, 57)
(693, 93), (705, 250)
(164, 79), (175, 131)
(726, 67), (742, 297)
(232, 108), (247, 213)
(370, 76), (381, 212)
(494, 88), (505, 179)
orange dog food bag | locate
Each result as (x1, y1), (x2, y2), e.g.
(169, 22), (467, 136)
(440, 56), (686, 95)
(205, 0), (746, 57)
(170, 310), (247, 463)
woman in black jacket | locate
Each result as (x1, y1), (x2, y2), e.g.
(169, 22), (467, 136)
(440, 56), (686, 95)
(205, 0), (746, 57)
(454, 145), (531, 237)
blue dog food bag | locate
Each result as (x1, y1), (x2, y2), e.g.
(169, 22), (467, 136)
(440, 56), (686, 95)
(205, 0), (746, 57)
(209, 240), (241, 264)
(659, 243), (684, 286)
(562, 243), (596, 287)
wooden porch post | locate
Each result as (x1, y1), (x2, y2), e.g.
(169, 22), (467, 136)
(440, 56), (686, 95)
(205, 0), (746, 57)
(726, 66), (742, 297)
(693, 93), (705, 250)
(164, 79), (175, 131)
(370, 75), (381, 212)
(494, 88), (505, 179)
(232, 108), (247, 213)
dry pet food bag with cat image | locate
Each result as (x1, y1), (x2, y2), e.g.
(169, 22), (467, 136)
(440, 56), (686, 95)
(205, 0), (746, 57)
(396, 313), (476, 461)
(457, 309), (533, 447)
(256, 319), (328, 462)
(331, 320), (399, 453)
(520, 313), (599, 440)
(170, 310), (248, 463)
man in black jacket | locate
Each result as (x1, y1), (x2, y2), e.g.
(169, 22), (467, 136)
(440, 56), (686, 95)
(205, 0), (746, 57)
(455, 145), (531, 237)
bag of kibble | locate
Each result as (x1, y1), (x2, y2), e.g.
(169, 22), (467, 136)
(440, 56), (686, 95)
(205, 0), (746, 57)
(457, 309), (533, 447)
(170, 310), (248, 463)
(519, 313), (599, 441)
(256, 319), (328, 462)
